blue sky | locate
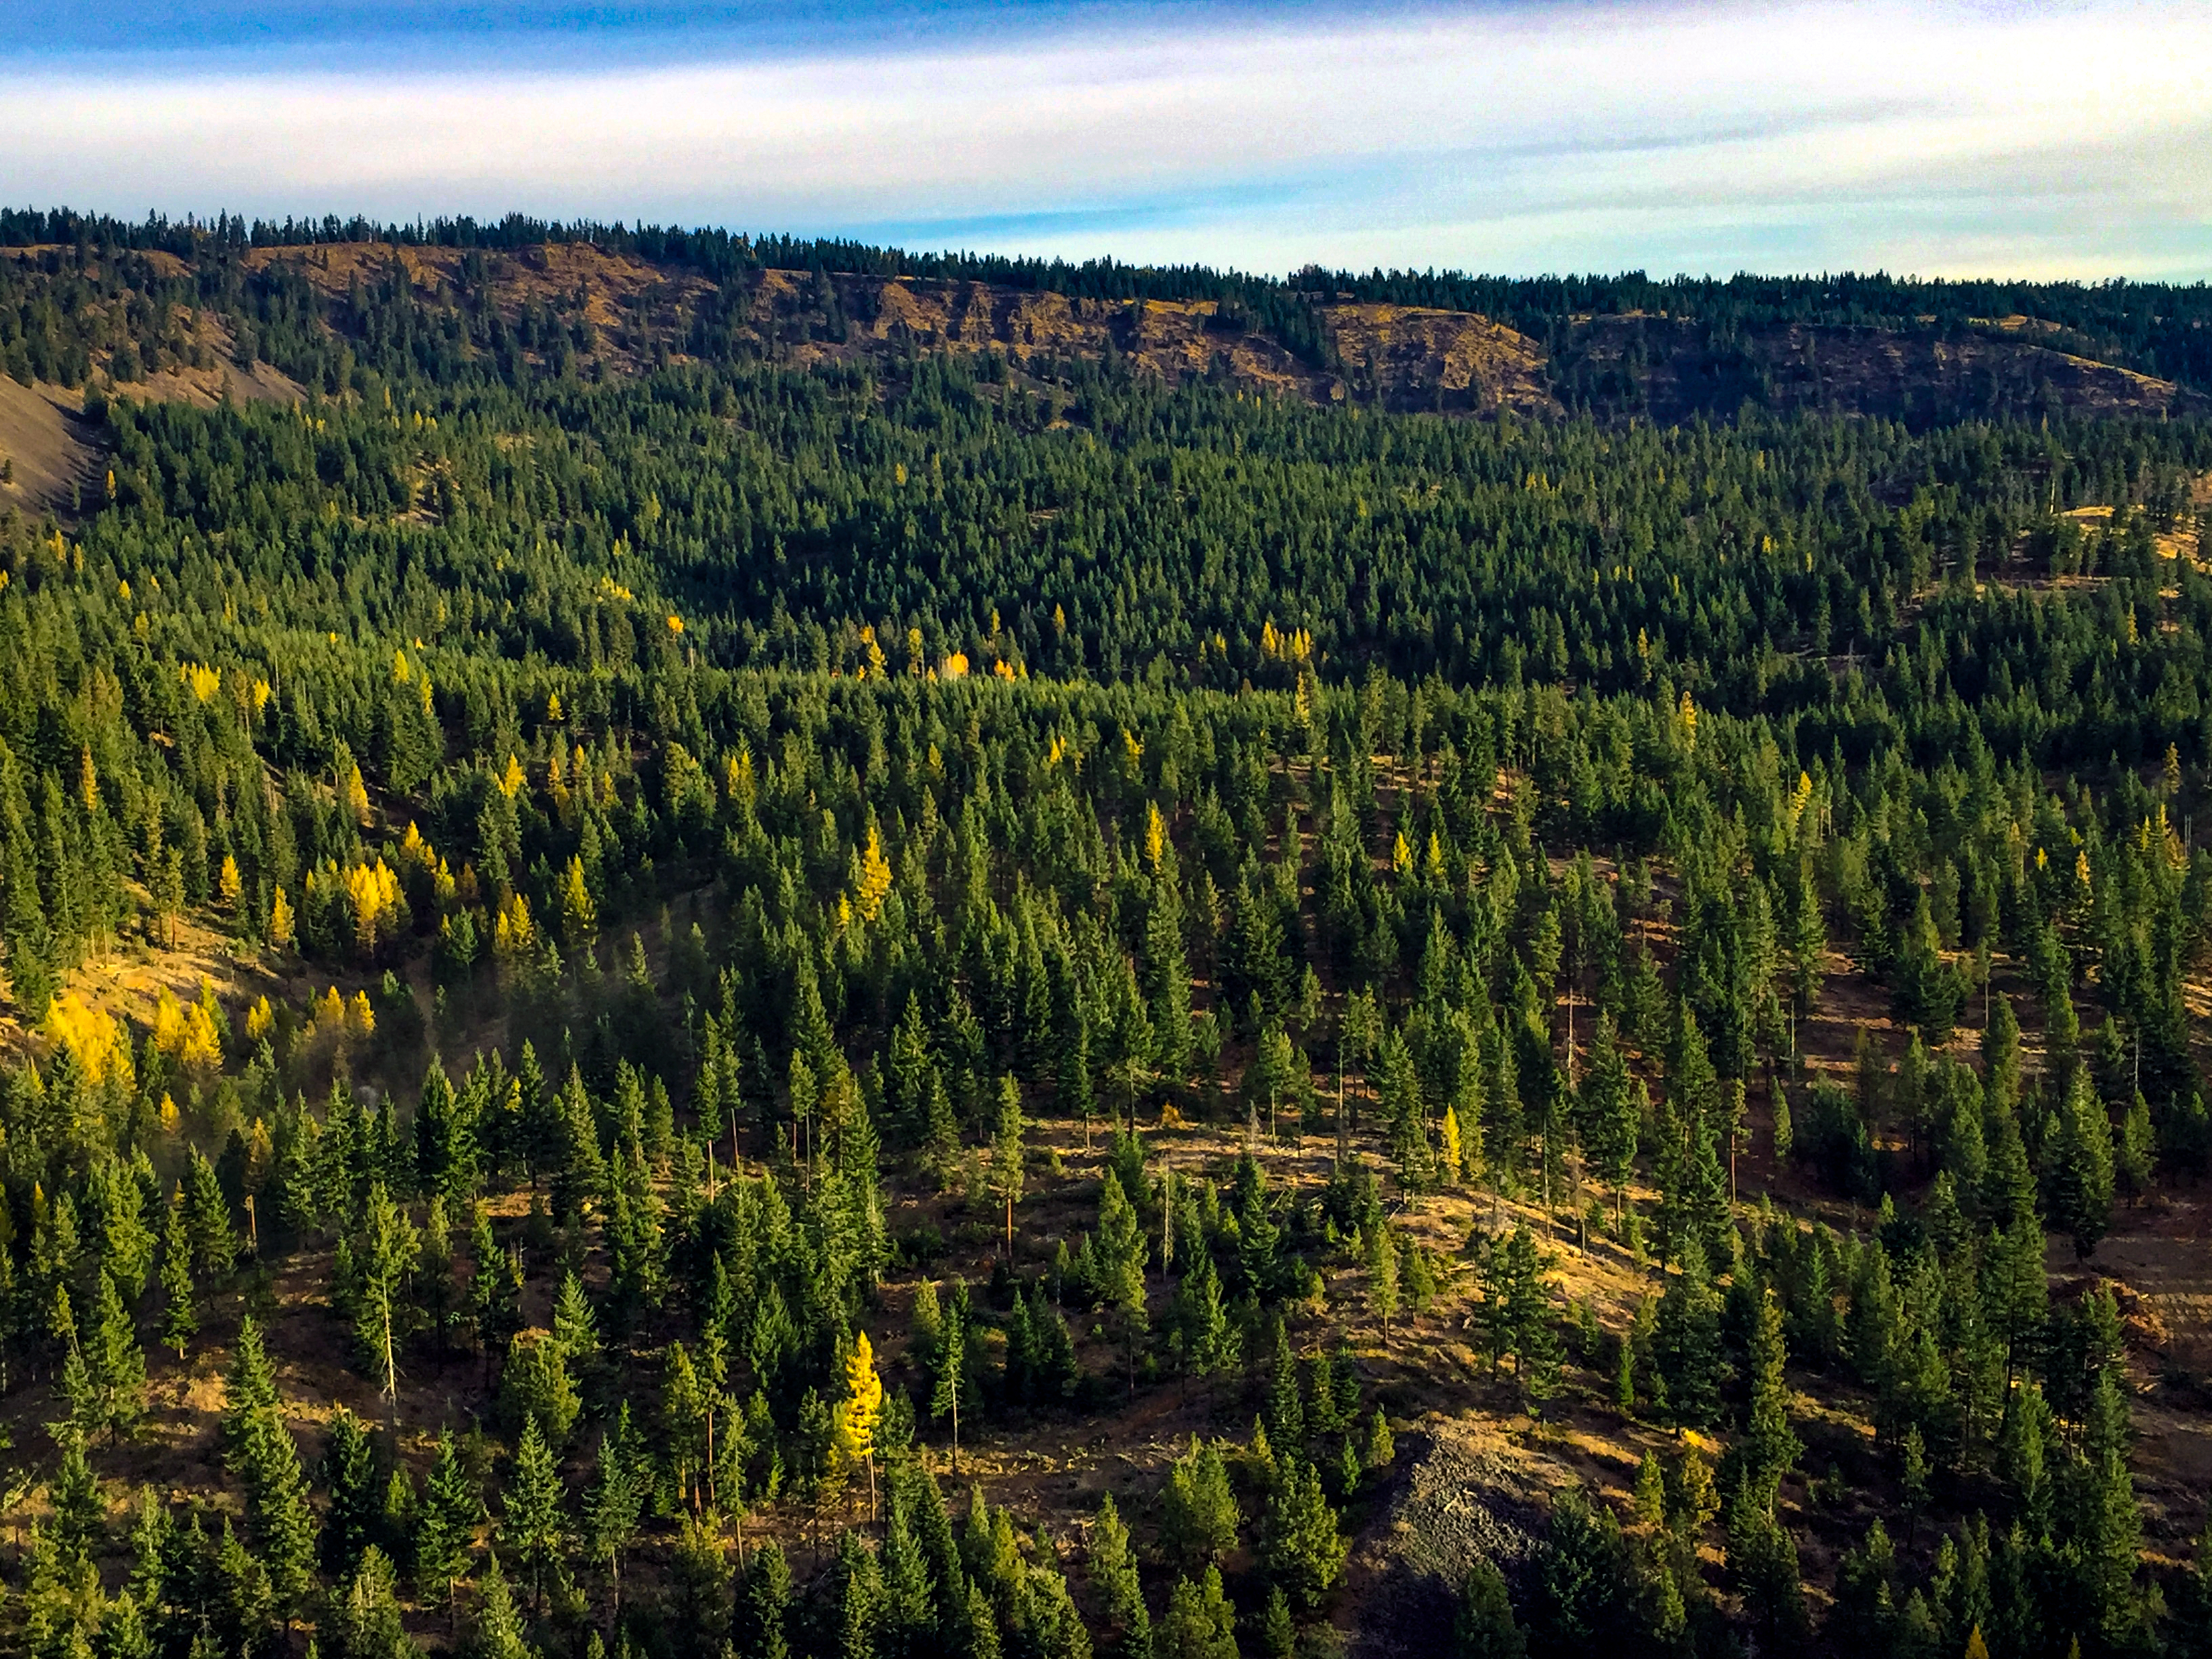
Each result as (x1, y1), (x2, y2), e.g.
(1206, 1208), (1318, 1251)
(9, 0), (2211, 280)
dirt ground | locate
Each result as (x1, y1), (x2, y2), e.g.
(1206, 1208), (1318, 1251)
(0, 376), (98, 519)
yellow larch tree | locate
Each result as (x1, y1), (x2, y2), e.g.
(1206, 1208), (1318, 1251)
(835, 1330), (886, 1518)
(852, 827), (894, 924)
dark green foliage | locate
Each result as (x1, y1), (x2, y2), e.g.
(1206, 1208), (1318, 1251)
(321, 1407), (383, 1578)
(1529, 1490), (1629, 1659)
(1090, 1494), (1153, 1659)
(1652, 1240), (1725, 1429)
(1262, 1456), (1347, 1608)
(1457, 1559), (1527, 1659)
(1158, 1566), (1239, 1659)
(0, 205), (2208, 1659)
(1164, 1438), (1240, 1571)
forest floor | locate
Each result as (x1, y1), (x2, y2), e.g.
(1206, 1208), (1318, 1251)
(6, 787), (2212, 1647)
(1, 1051), (2205, 1652)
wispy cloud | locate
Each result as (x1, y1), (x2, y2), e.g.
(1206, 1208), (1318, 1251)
(7, 0), (2209, 278)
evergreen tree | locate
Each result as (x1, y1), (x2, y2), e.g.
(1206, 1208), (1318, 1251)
(157, 1189), (195, 1360)
(1576, 1015), (1638, 1229)
(1090, 1494), (1153, 1659)
(51, 1428), (104, 1560)
(321, 1407), (383, 1578)
(992, 1075), (1026, 1258)
(83, 1267), (146, 1443)
(1458, 1559), (1528, 1659)
(930, 1287), (979, 1473)
(182, 1151), (234, 1281)
(581, 1425), (644, 1618)
(1368, 1222), (1400, 1347)
(221, 1315), (279, 1459)
(352, 1181), (422, 1407)
(1097, 1169), (1149, 1397)
(331, 1545), (414, 1659)
(2118, 1091), (2156, 1203)
(1265, 1320), (1305, 1453)
(737, 1538), (794, 1659)
(1261, 1456), (1346, 1608)
(500, 1416), (567, 1618)
(1653, 1238), (1724, 1428)
(2049, 1068), (2116, 1260)
(1163, 1437), (1239, 1570)
(471, 1550), (535, 1659)
(1156, 1566), (1238, 1659)
(1742, 1286), (1799, 1493)
(1170, 1255), (1238, 1379)
(415, 1429), (483, 1618)
(238, 1392), (319, 1618)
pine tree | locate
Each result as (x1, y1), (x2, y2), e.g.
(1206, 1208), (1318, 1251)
(737, 1538), (794, 1659)
(52, 1427), (104, 1560)
(1170, 1256), (1238, 1378)
(1458, 1558), (1528, 1659)
(1147, 888), (1193, 1092)
(322, 1407), (382, 1579)
(238, 1395), (319, 1618)
(551, 1268), (600, 1373)
(992, 1075), (1025, 1259)
(2118, 1091), (2156, 1203)
(501, 1416), (567, 1618)
(221, 1315), (279, 1462)
(1060, 1014), (1097, 1154)
(1262, 1455), (1346, 1608)
(552, 1069), (607, 1225)
(1368, 1222), (1400, 1347)
(1265, 1319), (1305, 1453)
(101, 1585), (155, 1659)
(91, 1155), (155, 1301)
(1785, 856), (1826, 1026)
(1653, 1237), (1724, 1429)
(215, 1516), (276, 1646)
(1743, 1287), (1799, 1495)
(1576, 1014), (1638, 1229)
(333, 1545), (412, 1659)
(182, 1151), (234, 1281)
(83, 1267), (146, 1443)
(1162, 1437), (1239, 1570)
(1090, 1494), (1153, 1659)
(930, 1290), (977, 1473)
(415, 1428), (483, 1620)
(1156, 1565), (1238, 1659)
(353, 1181), (422, 1408)
(581, 1423), (644, 1620)
(1377, 1027), (1433, 1189)
(2049, 1068), (2116, 1260)
(471, 1549), (535, 1659)
(1097, 1169), (1149, 1398)
(1482, 1225), (1559, 1399)
(1366, 1406), (1394, 1474)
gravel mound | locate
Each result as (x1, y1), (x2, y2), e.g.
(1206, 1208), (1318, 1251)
(1348, 1425), (1549, 1659)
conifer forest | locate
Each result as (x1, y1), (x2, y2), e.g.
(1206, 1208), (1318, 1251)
(2, 210), (2212, 1659)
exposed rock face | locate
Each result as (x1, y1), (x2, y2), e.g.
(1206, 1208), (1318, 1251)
(23, 241), (2199, 430)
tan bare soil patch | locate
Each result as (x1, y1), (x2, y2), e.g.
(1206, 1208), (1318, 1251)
(0, 377), (99, 518)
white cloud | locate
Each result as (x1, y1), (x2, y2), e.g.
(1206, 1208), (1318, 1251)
(9, 0), (2211, 276)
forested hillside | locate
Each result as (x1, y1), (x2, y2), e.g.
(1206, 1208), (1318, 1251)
(0, 209), (2209, 1659)
(3, 212), (2207, 440)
